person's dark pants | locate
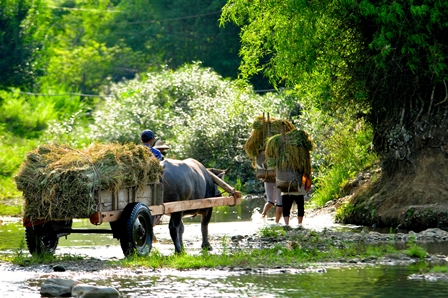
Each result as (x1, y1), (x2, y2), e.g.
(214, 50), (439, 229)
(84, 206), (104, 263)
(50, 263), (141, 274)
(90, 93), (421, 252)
(282, 194), (304, 218)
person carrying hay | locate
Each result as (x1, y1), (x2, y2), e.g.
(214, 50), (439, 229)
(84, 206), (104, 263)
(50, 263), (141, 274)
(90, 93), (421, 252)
(265, 128), (313, 227)
(244, 115), (296, 223)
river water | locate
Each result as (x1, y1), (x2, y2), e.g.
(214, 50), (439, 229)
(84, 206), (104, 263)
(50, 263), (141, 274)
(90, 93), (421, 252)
(1, 196), (448, 297)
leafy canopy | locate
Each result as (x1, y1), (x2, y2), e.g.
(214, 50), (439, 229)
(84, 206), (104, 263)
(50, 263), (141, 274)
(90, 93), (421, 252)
(221, 0), (448, 155)
(44, 63), (293, 185)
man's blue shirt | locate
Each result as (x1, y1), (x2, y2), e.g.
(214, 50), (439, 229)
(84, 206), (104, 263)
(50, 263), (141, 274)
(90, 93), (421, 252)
(143, 143), (163, 161)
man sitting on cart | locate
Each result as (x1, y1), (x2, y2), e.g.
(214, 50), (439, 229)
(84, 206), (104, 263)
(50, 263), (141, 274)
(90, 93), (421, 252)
(141, 129), (164, 161)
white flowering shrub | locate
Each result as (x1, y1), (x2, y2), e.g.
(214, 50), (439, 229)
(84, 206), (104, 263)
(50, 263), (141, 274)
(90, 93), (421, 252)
(83, 63), (288, 188)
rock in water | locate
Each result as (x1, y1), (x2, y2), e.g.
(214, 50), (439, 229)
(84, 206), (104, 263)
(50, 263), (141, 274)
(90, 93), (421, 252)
(72, 284), (120, 298)
(40, 278), (78, 297)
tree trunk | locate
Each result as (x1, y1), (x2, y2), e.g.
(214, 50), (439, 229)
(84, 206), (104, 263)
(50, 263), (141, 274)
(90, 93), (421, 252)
(346, 107), (448, 231)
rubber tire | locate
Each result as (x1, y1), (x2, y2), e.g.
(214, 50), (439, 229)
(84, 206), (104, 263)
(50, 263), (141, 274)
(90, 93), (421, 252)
(119, 202), (153, 256)
(25, 223), (59, 255)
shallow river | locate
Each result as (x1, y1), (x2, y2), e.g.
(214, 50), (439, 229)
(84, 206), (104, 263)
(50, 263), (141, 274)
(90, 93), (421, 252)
(1, 197), (448, 297)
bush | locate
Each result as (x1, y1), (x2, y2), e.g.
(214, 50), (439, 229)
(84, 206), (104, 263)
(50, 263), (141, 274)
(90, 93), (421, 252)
(294, 107), (378, 207)
(44, 63), (294, 190)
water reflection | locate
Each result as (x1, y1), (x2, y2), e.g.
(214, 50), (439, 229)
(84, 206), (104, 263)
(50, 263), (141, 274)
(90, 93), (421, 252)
(4, 266), (448, 298)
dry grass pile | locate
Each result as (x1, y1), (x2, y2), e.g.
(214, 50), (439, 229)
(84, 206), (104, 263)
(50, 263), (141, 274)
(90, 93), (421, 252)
(265, 129), (314, 176)
(244, 115), (295, 159)
(15, 143), (164, 221)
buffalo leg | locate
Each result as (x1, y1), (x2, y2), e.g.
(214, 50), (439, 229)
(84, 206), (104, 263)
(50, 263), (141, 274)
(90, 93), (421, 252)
(201, 208), (213, 251)
(179, 218), (185, 251)
(169, 212), (183, 253)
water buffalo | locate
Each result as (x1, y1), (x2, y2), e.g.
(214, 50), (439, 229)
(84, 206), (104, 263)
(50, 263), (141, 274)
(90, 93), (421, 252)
(160, 158), (229, 253)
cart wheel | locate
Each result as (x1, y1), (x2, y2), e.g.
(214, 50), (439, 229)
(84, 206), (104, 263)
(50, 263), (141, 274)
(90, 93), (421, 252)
(120, 202), (153, 256)
(25, 223), (59, 255)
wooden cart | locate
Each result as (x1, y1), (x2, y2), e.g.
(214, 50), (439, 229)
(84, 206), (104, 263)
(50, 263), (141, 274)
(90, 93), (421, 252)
(22, 171), (241, 256)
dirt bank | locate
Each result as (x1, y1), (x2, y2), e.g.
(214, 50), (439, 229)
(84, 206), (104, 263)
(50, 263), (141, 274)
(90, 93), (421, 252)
(333, 152), (448, 232)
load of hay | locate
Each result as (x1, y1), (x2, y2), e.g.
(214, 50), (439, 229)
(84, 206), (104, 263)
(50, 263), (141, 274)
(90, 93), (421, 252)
(265, 129), (313, 175)
(243, 115), (296, 159)
(15, 143), (164, 221)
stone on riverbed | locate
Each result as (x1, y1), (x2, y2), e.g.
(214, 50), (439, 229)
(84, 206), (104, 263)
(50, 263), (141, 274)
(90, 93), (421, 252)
(72, 284), (120, 298)
(40, 278), (79, 297)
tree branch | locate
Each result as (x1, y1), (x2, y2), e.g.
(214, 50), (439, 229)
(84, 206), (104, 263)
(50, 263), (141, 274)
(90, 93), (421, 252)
(427, 84), (435, 117)
(435, 80), (447, 107)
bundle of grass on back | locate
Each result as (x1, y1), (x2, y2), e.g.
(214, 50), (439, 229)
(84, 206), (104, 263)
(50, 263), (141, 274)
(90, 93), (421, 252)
(244, 115), (296, 159)
(265, 129), (314, 176)
(15, 143), (164, 221)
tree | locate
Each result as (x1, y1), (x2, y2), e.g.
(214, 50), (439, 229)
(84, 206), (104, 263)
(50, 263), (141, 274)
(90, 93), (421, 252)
(43, 63), (288, 190)
(39, 0), (135, 95)
(0, 0), (49, 89)
(221, 0), (448, 230)
(104, 0), (243, 81)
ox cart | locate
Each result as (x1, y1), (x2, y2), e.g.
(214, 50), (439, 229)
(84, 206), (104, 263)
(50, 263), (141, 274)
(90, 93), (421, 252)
(22, 170), (241, 256)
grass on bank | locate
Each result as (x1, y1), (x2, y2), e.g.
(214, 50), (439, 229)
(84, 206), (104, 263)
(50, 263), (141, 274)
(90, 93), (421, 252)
(2, 226), (429, 270)
(0, 238), (84, 265)
(0, 87), (87, 205)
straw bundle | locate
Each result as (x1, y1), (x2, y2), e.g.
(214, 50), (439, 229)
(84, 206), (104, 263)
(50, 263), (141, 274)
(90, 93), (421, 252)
(15, 143), (164, 221)
(244, 115), (295, 159)
(265, 129), (313, 176)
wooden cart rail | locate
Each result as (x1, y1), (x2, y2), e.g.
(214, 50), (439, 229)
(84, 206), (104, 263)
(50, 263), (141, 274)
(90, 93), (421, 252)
(91, 194), (241, 224)
(90, 169), (241, 224)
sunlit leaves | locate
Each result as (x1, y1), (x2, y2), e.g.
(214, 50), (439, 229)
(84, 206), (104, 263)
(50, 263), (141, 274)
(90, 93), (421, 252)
(0, 0), (49, 88)
(221, 0), (367, 113)
(83, 63), (289, 184)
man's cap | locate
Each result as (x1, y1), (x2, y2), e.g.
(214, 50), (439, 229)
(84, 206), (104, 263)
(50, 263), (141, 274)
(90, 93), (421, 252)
(154, 140), (170, 150)
(141, 129), (154, 142)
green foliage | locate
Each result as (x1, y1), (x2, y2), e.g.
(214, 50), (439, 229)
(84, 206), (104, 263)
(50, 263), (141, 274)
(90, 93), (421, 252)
(221, 0), (367, 111)
(314, 165), (350, 207)
(34, 0), (245, 94)
(0, 87), (86, 199)
(402, 236), (427, 260)
(0, 201), (22, 216)
(106, 0), (242, 81)
(12, 251), (85, 266)
(1, 228), (425, 271)
(44, 41), (121, 94)
(294, 106), (378, 207)
(0, 88), (85, 139)
(222, 0), (448, 167)
(346, 0), (448, 151)
(430, 265), (448, 273)
(37, 0), (136, 95)
(117, 234), (402, 270)
(0, 0), (384, 210)
(0, 121), (39, 200)
(0, 0), (49, 88)
(335, 202), (355, 222)
(44, 63), (290, 185)
(259, 225), (286, 238)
